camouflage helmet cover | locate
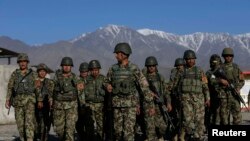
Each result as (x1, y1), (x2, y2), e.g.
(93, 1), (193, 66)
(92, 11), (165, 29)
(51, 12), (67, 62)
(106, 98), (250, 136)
(113, 42), (132, 55)
(145, 56), (158, 66)
(174, 58), (185, 67)
(79, 62), (89, 72)
(37, 63), (48, 72)
(183, 50), (196, 59)
(88, 60), (101, 69)
(17, 53), (29, 63)
(60, 57), (74, 66)
(222, 47), (234, 57)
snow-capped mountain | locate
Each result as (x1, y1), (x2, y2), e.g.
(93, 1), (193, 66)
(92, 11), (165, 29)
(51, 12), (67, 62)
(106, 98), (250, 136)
(1, 24), (250, 77)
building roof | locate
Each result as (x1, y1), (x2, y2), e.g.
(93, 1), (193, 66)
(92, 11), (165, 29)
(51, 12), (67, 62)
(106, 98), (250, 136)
(0, 47), (19, 58)
(242, 71), (250, 75)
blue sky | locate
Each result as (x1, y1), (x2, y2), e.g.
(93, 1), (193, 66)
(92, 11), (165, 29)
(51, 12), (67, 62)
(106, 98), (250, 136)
(0, 0), (250, 45)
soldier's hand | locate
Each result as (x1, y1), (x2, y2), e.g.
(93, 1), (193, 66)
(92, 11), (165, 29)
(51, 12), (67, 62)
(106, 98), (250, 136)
(136, 105), (140, 115)
(106, 84), (113, 93)
(148, 108), (155, 116)
(166, 104), (172, 112)
(37, 101), (43, 109)
(49, 100), (53, 109)
(35, 80), (41, 88)
(205, 100), (210, 107)
(5, 100), (10, 109)
(77, 83), (84, 91)
(219, 79), (229, 86)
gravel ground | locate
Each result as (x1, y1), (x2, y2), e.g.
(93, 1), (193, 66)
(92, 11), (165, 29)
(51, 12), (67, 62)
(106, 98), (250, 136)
(0, 112), (249, 141)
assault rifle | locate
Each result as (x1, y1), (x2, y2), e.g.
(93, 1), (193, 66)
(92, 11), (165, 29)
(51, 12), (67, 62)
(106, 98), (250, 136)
(214, 67), (249, 111)
(148, 81), (175, 129)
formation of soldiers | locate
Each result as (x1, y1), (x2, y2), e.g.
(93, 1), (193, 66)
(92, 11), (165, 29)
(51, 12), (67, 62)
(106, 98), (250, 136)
(4, 42), (248, 141)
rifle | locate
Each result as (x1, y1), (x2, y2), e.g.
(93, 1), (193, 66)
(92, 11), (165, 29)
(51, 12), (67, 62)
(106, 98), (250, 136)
(148, 80), (175, 129)
(214, 67), (249, 111)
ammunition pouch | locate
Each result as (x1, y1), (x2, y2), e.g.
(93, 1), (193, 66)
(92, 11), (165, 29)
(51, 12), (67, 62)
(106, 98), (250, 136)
(54, 91), (77, 101)
(181, 79), (202, 93)
(112, 80), (136, 95)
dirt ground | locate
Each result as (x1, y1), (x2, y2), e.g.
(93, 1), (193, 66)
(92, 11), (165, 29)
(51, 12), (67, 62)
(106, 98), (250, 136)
(0, 112), (249, 141)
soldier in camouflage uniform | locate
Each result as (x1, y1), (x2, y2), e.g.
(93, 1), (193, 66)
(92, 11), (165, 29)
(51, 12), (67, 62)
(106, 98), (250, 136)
(76, 62), (89, 141)
(104, 42), (155, 141)
(5, 53), (43, 141)
(35, 63), (55, 141)
(218, 47), (245, 125)
(83, 60), (106, 140)
(168, 58), (185, 141)
(205, 54), (222, 126)
(173, 50), (210, 141)
(143, 56), (172, 141)
(52, 57), (85, 141)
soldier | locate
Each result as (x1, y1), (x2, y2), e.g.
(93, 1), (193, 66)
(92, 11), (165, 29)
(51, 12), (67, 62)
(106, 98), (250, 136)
(219, 47), (245, 125)
(52, 57), (84, 141)
(205, 54), (222, 126)
(75, 62), (89, 141)
(5, 53), (43, 141)
(35, 63), (54, 141)
(174, 50), (210, 141)
(168, 58), (185, 141)
(104, 42), (155, 141)
(83, 60), (106, 140)
(143, 56), (172, 141)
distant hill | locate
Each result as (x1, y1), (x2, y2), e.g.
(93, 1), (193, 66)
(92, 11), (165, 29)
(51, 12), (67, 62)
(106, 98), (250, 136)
(1, 24), (250, 78)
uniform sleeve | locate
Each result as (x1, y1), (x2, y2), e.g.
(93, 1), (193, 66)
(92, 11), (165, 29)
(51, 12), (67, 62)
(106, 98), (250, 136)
(6, 71), (16, 100)
(162, 78), (171, 104)
(48, 79), (55, 102)
(103, 67), (113, 88)
(34, 72), (43, 102)
(236, 67), (245, 90)
(201, 70), (210, 101)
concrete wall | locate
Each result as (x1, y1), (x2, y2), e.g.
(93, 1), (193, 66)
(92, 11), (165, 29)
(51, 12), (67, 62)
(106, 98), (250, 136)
(0, 65), (18, 124)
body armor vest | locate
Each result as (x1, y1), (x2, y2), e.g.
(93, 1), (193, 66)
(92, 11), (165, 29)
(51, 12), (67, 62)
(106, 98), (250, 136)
(14, 69), (35, 95)
(222, 63), (238, 84)
(85, 75), (105, 103)
(41, 78), (50, 96)
(111, 64), (137, 96)
(181, 66), (203, 93)
(54, 71), (78, 101)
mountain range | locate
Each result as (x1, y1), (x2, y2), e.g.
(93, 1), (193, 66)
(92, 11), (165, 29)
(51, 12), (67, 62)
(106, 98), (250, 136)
(1, 24), (250, 78)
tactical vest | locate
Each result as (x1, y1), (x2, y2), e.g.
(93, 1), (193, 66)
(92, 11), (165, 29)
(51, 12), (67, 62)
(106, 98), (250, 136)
(41, 78), (50, 96)
(54, 71), (78, 101)
(111, 64), (137, 96)
(221, 63), (238, 84)
(181, 66), (203, 93)
(14, 69), (36, 95)
(85, 75), (105, 103)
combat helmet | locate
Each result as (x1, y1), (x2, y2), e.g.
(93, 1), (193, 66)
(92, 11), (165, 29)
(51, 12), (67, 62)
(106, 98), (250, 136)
(17, 53), (29, 63)
(113, 42), (132, 55)
(79, 62), (89, 72)
(37, 63), (48, 72)
(183, 50), (196, 59)
(222, 47), (234, 57)
(210, 54), (222, 65)
(174, 58), (185, 67)
(88, 60), (101, 69)
(60, 57), (73, 66)
(145, 56), (158, 66)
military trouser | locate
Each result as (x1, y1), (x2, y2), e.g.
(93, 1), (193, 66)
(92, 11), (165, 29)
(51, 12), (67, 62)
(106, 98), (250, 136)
(145, 104), (167, 141)
(113, 107), (137, 141)
(14, 100), (36, 141)
(181, 94), (205, 139)
(53, 105), (78, 141)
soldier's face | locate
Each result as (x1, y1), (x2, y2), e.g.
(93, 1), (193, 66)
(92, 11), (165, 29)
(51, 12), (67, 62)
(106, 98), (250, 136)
(223, 55), (233, 63)
(18, 61), (28, 70)
(80, 71), (88, 78)
(147, 65), (156, 73)
(185, 58), (195, 67)
(90, 68), (100, 78)
(176, 65), (184, 70)
(62, 65), (72, 73)
(38, 70), (47, 78)
(115, 52), (126, 62)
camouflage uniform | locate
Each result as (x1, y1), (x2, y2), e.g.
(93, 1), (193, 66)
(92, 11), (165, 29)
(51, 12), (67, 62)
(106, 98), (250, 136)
(104, 43), (155, 141)
(219, 48), (245, 125)
(175, 50), (210, 140)
(83, 60), (106, 140)
(35, 63), (55, 141)
(6, 53), (42, 141)
(142, 56), (171, 141)
(52, 57), (84, 141)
